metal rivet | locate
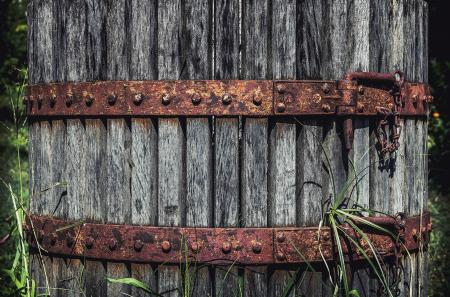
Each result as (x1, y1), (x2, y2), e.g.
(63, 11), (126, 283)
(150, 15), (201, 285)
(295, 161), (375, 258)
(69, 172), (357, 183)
(85, 237), (94, 249)
(85, 95), (94, 106)
(312, 93), (322, 103)
(253, 96), (262, 106)
(322, 83), (331, 94)
(134, 239), (144, 252)
(276, 102), (286, 113)
(321, 104), (331, 112)
(276, 251), (285, 261)
(191, 94), (201, 105)
(358, 85), (365, 95)
(161, 240), (171, 253)
(108, 239), (118, 251)
(222, 93), (232, 105)
(134, 93), (144, 105)
(190, 241), (201, 253)
(276, 84), (285, 94)
(251, 240), (262, 254)
(222, 241), (232, 254)
(276, 232), (286, 243)
(357, 102), (364, 113)
(50, 95), (56, 107)
(323, 249), (332, 258)
(322, 232), (330, 242)
(107, 93), (117, 105)
(162, 94), (171, 105)
(48, 233), (57, 246)
(66, 92), (73, 106)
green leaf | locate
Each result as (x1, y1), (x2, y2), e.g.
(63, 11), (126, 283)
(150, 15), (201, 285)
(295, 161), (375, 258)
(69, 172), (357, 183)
(107, 277), (158, 295)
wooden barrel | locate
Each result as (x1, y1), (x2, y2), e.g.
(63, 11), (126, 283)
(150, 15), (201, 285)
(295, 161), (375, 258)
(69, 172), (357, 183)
(27, 1), (429, 296)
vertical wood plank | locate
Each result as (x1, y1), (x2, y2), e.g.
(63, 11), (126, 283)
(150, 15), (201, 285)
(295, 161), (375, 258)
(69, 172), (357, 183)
(129, 1), (158, 295)
(183, 1), (213, 295)
(269, 1), (297, 296)
(158, 1), (183, 295)
(241, 1), (269, 296)
(214, 1), (241, 296)
(104, 1), (132, 296)
(106, 119), (132, 297)
(84, 119), (107, 297)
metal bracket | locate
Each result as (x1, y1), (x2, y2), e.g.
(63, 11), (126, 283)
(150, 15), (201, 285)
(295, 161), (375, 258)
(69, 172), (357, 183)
(24, 71), (432, 154)
(26, 212), (431, 265)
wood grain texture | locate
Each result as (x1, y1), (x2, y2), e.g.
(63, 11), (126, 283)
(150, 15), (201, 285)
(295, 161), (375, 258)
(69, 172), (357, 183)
(269, 1), (297, 296)
(214, 1), (241, 295)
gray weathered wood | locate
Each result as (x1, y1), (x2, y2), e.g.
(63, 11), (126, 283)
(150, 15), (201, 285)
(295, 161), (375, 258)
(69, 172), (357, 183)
(214, 1), (241, 295)
(157, 2), (183, 295)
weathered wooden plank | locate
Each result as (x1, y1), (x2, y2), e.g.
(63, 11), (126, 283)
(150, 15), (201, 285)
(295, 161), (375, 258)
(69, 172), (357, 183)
(214, 1), (241, 295)
(129, 2), (158, 295)
(157, 1), (183, 295)
(269, 1), (297, 296)
(241, 1), (269, 295)
(106, 119), (132, 297)
(183, 1), (213, 295)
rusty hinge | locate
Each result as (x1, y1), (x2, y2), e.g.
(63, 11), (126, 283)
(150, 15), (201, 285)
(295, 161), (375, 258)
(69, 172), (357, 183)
(24, 71), (432, 154)
(25, 212), (431, 265)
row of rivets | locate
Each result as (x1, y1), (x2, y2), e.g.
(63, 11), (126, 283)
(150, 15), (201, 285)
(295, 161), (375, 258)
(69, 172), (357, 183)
(52, 236), (263, 254)
(25, 92), (264, 108)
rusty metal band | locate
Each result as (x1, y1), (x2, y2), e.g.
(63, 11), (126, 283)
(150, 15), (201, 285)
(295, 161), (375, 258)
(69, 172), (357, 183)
(24, 72), (432, 117)
(25, 212), (431, 265)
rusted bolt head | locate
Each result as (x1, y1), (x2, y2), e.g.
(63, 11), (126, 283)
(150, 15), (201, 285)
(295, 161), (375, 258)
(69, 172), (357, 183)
(161, 240), (171, 253)
(134, 239), (144, 252)
(85, 95), (94, 106)
(322, 232), (330, 242)
(321, 83), (331, 94)
(276, 84), (285, 94)
(49, 94), (56, 107)
(358, 85), (365, 95)
(85, 237), (94, 249)
(66, 93), (73, 106)
(191, 94), (201, 105)
(387, 103), (394, 110)
(133, 93), (144, 105)
(48, 233), (57, 246)
(276, 232), (286, 243)
(107, 93), (117, 105)
(321, 104), (331, 112)
(276, 251), (286, 261)
(253, 96), (262, 106)
(221, 241), (232, 254)
(356, 102), (365, 113)
(312, 93), (322, 103)
(161, 94), (171, 105)
(108, 238), (118, 251)
(251, 240), (262, 254)
(276, 102), (286, 113)
(66, 236), (75, 248)
(323, 249), (332, 258)
(222, 93), (232, 105)
(190, 241), (201, 253)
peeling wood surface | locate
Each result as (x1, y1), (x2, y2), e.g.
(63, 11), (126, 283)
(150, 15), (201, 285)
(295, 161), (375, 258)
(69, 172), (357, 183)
(28, 1), (428, 296)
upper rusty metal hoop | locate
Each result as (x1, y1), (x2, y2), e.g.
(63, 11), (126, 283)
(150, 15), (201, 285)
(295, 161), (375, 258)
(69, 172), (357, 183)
(24, 72), (432, 118)
(26, 212), (431, 265)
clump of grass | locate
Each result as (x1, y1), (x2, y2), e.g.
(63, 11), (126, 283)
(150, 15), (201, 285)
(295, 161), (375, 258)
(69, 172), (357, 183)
(0, 71), (33, 296)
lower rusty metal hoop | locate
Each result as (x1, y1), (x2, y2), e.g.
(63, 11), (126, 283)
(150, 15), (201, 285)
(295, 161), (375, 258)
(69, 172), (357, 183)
(25, 212), (431, 265)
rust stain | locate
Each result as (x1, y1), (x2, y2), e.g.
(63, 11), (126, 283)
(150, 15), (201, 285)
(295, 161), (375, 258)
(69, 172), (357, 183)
(25, 212), (430, 265)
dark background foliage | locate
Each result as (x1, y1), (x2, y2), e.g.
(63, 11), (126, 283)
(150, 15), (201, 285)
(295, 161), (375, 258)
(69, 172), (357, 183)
(0, 0), (449, 296)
